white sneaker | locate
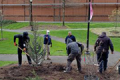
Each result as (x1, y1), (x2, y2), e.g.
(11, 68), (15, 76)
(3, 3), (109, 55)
(94, 64), (99, 67)
(63, 70), (70, 73)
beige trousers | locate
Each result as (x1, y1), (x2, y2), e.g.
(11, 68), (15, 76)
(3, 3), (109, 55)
(44, 44), (50, 58)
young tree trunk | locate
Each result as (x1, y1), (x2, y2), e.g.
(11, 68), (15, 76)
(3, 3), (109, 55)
(62, 0), (65, 26)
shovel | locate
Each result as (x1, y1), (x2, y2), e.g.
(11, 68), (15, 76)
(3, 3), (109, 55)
(109, 59), (120, 73)
(17, 45), (30, 56)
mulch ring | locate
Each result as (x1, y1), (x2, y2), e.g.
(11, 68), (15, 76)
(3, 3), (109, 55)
(0, 63), (120, 80)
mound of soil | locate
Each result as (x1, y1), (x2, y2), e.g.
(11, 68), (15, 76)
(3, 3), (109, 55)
(0, 63), (120, 80)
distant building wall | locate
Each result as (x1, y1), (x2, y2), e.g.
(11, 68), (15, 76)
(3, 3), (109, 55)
(0, 0), (120, 22)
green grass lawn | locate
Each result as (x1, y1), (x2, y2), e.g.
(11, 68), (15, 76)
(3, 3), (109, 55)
(66, 22), (120, 28)
(0, 61), (17, 67)
(50, 40), (66, 56)
(41, 30), (120, 52)
(39, 22), (120, 28)
(0, 31), (18, 54)
(0, 31), (67, 55)
(3, 22), (29, 29)
(2, 22), (120, 29)
(41, 30), (98, 44)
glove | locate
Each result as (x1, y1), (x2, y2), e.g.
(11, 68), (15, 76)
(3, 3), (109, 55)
(14, 42), (17, 46)
(23, 48), (26, 52)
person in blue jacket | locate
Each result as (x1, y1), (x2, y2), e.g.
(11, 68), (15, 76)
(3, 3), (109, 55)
(65, 31), (76, 44)
(44, 30), (52, 60)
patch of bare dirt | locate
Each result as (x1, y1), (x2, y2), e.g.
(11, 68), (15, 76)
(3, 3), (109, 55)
(91, 27), (120, 37)
(20, 25), (68, 30)
(0, 63), (120, 80)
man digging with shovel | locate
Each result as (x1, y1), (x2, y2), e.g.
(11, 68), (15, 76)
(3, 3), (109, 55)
(14, 32), (32, 67)
(64, 38), (84, 73)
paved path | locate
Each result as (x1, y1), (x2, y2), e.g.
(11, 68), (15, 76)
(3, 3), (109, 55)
(1, 29), (120, 67)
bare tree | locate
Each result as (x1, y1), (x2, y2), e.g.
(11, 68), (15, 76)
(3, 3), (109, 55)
(109, 9), (120, 32)
(62, 0), (65, 26)
(0, 10), (3, 40)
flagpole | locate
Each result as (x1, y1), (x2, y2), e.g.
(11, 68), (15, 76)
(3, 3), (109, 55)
(86, 0), (91, 54)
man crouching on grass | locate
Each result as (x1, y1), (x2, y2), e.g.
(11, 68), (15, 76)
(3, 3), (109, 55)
(64, 38), (84, 73)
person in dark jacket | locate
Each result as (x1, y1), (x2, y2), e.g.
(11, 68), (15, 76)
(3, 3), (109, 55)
(44, 30), (52, 60)
(14, 32), (32, 67)
(64, 38), (83, 73)
(94, 32), (114, 73)
(65, 31), (76, 44)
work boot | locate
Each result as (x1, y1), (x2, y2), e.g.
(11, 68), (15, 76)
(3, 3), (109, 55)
(79, 71), (84, 74)
(29, 63), (32, 66)
(18, 64), (21, 68)
(63, 70), (70, 73)
(64, 67), (71, 73)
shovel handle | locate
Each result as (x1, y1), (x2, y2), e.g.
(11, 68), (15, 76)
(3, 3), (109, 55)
(17, 46), (30, 56)
(109, 59), (120, 73)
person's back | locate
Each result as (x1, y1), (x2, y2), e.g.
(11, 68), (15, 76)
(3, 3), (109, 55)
(94, 32), (114, 53)
(65, 38), (83, 73)
(67, 38), (80, 55)
(94, 32), (114, 73)
(67, 42), (80, 54)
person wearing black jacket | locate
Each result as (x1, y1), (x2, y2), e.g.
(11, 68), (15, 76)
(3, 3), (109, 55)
(14, 32), (32, 67)
(94, 32), (114, 73)
(65, 31), (76, 44)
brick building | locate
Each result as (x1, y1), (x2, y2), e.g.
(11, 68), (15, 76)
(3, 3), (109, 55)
(0, 0), (120, 22)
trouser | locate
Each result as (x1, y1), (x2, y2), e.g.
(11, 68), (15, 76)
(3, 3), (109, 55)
(18, 48), (32, 65)
(44, 44), (50, 58)
(66, 53), (81, 72)
(97, 52), (109, 73)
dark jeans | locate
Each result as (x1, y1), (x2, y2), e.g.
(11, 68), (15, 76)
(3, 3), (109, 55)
(18, 48), (32, 65)
(66, 53), (81, 72)
(97, 51), (109, 73)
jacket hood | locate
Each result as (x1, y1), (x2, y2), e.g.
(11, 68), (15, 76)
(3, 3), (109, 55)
(67, 38), (73, 44)
(99, 32), (106, 38)
(23, 32), (28, 37)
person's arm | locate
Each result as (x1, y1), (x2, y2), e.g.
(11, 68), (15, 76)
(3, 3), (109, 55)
(109, 39), (114, 54)
(65, 36), (67, 44)
(43, 35), (46, 44)
(14, 34), (20, 46)
(73, 35), (76, 42)
(67, 45), (71, 55)
(94, 39), (99, 51)
(50, 37), (52, 47)
(77, 42), (84, 53)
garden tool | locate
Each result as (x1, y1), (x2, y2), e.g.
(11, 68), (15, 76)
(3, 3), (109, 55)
(109, 59), (120, 73)
(15, 44), (30, 56)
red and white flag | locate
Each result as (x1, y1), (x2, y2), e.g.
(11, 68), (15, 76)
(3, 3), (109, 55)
(90, 2), (93, 21)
